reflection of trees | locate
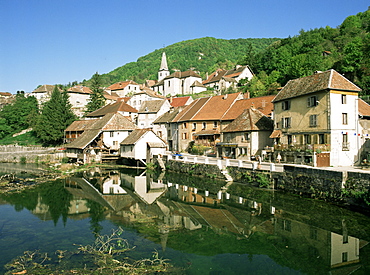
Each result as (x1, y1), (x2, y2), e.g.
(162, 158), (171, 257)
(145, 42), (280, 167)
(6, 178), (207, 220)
(38, 180), (73, 226)
(86, 199), (106, 237)
(1, 188), (39, 212)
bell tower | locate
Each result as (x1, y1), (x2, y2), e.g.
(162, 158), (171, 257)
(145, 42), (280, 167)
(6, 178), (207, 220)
(158, 52), (170, 81)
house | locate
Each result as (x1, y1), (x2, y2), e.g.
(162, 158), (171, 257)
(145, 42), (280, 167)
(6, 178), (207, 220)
(64, 119), (98, 143)
(171, 92), (244, 152)
(120, 129), (167, 165)
(203, 65), (254, 93)
(153, 70), (204, 97)
(66, 86), (91, 117)
(271, 69), (362, 167)
(85, 100), (138, 122)
(218, 108), (274, 159)
(65, 112), (137, 163)
(357, 99), (370, 162)
(127, 87), (165, 111)
(105, 80), (140, 97)
(30, 84), (60, 105)
(152, 107), (182, 151)
(137, 99), (171, 129)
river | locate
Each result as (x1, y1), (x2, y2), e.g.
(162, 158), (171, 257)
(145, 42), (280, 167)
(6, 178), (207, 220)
(0, 164), (369, 274)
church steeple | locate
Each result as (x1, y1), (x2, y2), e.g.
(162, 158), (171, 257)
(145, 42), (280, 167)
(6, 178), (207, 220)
(158, 52), (169, 81)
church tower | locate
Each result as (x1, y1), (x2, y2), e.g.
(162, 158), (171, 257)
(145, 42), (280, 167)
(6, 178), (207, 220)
(158, 52), (170, 81)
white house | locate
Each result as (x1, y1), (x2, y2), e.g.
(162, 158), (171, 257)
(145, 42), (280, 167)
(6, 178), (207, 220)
(66, 86), (91, 117)
(127, 87), (165, 111)
(120, 129), (167, 165)
(105, 80), (141, 97)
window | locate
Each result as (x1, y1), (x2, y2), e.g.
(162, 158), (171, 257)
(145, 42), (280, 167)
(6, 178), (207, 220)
(213, 121), (218, 128)
(307, 96), (318, 107)
(288, 135), (293, 145)
(309, 115), (318, 127)
(343, 133), (349, 151)
(304, 134), (311, 144)
(282, 117), (291, 128)
(244, 133), (250, 141)
(319, 134), (325, 144)
(342, 94), (347, 104)
(192, 123), (196, 130)
(282, 100), (291, 110)
(183, 122), (187, 129)
(202, 122), (206, 130)
(182, 133), (188, 139)
(342, 252), (348, 263)
(168, 81), (171, 87)
(110, 132), (114, 137)
(342, 113), (348, 125)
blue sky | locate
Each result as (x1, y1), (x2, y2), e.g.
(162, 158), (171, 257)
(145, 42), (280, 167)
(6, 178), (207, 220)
(0, 0), (369, 93)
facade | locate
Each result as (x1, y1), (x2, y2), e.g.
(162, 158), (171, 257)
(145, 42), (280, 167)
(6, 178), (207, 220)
(272, 69), (362, 167)
(30, 84), (60, 105)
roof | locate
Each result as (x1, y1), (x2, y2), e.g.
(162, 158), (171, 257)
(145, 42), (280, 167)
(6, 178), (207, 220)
(191, 92), (242, 121)
(153, 108), (181, 124)
(135, 87), (165, 99)
(65, 119), (98, 132)
(172, 97), (210, 122)
(203, 69), (227, 85)
(203, 66), (253, 85)
(32, 84), (58, 93)
(147, 142), (166, 148)
(138, 99), (166, 113)
(359, 98), (370, 117)
(120, 129), (151, 145)
(191, 80), (206, 87)
(159, 52), (168, 71)
(222, 95), (275, 120)
(222, 108), (273, 133)
(65, 113), (137, 149)
(168, 96), (192, 107)
(164, 70), (201, 80)
(67, 86), (91, 94)
(86, 101), (138, 117)
(0, 92), (12, 97)
(269, 129), (282, 138)
(273, 69), (361, 102)
(107, 80), (139, 91)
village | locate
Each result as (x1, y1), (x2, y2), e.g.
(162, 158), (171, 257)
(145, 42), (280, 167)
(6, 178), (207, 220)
(10, 52), (369, 169)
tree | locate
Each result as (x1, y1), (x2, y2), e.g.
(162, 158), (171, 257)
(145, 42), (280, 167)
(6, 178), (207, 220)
(34, 86), (76, 146)
(86, 72), (105, 113)
(0, 92), (39, 137)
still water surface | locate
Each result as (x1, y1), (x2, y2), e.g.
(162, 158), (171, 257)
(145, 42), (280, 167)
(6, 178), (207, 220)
(0, 164), (370, 274)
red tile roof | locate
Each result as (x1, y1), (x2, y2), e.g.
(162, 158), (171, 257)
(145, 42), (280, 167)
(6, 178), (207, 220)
(67, 86), (91, 94)
(168, 96), (192, 107)
(86, 101), (138, 117)
(107, 81), (138, 91)
(359, 98), (370, 117)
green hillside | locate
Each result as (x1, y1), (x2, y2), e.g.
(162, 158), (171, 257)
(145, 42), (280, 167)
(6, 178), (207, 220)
(82, 37), (280, 87)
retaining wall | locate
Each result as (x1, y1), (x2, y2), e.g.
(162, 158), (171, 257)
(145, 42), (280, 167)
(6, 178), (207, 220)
(0, 145), (65, 163)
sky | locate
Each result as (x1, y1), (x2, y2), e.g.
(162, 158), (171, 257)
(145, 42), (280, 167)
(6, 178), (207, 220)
(0, 0), (369, 94)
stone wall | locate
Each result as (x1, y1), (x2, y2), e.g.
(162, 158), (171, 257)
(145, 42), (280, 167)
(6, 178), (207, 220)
(0, 145), (65, 163)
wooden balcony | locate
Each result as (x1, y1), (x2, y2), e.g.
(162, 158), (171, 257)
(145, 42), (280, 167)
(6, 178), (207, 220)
(274, 144), (331, 152)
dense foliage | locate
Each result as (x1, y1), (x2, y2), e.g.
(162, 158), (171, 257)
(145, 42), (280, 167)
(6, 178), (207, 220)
(34, 86), (76, 145)
(0, 92), (38, 139)
(81, 37), (280, 87)
(250, 8), (370, 95)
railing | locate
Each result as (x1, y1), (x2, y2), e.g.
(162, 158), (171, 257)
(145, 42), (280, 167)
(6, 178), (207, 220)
(166, 154), (284, 173)
(274, 144), (331, 152)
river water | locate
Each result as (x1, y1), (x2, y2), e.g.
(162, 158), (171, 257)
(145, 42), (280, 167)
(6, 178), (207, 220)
(0, 164), (370, 274)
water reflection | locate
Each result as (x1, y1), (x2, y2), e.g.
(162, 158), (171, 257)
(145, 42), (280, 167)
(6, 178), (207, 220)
(1, 167), (370, 274)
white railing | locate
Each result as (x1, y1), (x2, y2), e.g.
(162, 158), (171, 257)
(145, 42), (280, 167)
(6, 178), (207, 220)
(166, 154), (284, 172)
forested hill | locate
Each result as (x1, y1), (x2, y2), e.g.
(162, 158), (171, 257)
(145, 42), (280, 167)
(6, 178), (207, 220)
(83, 37), (280, 86)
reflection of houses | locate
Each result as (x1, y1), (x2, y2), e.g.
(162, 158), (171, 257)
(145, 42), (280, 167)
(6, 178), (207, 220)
(120, 129), (166, 165)
(218, 107), (274, 159)
(65, 112), (137, 163)
(272, 70), (362, 167)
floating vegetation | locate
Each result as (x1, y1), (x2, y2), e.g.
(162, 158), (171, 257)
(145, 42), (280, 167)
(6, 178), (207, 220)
(5, 227), (184, 275)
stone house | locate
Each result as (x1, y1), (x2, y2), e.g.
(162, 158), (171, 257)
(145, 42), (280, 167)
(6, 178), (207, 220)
(66, 86), (91, 117)
(65, 112), (138, 163)
(218, 108), (274, 159)
(137, 99), (171, 129)
(30, 84), (61, 105)
(203, 65), (254, 93)
(127, 87), (165, 111)
(105, 80), (140, 97)
(271, 69), (362, 167)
